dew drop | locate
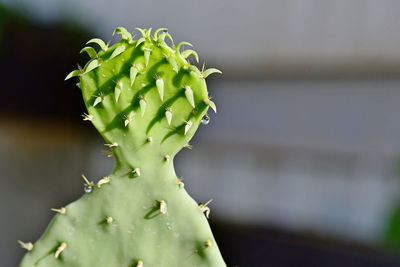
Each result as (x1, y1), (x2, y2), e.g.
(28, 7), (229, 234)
(84, 184), (92, 193)
(201, 114), (210, 125)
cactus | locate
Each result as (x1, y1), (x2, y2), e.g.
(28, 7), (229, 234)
(19, 27), (225, 266)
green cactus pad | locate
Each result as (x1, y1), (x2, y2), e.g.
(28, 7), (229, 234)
(19, 27), (224, 267)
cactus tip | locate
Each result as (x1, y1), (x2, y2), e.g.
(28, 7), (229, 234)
(18, 241), (34, 251)
(54, 242), (67, 258)
(51, 207), (66, 214)
(159, 200), (167, 214)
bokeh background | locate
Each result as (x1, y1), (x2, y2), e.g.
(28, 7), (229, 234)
(3, 0), (400, 266)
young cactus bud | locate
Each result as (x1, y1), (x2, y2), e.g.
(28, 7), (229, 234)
(20, 27), (225, 267)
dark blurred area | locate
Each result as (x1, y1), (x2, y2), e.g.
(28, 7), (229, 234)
(3, 1), (400, 266)
(0, 6), (88, 117)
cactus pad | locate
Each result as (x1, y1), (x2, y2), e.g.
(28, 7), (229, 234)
(19, 27), (225, 266)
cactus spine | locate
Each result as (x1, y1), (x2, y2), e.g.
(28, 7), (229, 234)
(19, 27), (224, 266)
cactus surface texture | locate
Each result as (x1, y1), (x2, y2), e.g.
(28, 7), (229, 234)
(19, 27), (225, 267)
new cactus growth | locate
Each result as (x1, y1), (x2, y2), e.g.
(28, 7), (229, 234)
(19, 27), (225, 266)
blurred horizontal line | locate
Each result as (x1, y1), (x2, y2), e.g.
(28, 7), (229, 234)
(216, 60), (400, 81)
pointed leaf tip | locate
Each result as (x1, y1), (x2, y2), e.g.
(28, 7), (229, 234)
(154, 28), (168, 39)
(184, 86), (195, 108)
(87, 38), (108, 51)
(80, 47), (97, 59)
(184, 120), (193, 135)
(85, 59), (100, 73)
(144, 49), (151, 67)
(135, 37), (145, 48)
(158, 32), (174, 46)
(156, 78), (164, 101)
(181, 49), (199, 63)
(113, 27), (132, 41)
(176, 41), (193, 53)
(202, 68), (222, 78)
(209, 100), (217, 113)
(166, 55), (178, 72)
(135, 28), (146, 37)
(130, 66), (138, 86)
(165, 109), (172, 126)
(139, 99), (146, 117)
(114, 87), (121, 102)
(93, 96), (102, 107)
(110, 45), (126, 59)
(65, 70), (81, 80)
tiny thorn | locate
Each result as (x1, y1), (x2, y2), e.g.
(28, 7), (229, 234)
(51, 207), (66, 214)
(124, 112), (135, 127)
(18, 240), (33, 251)
(176, 177), (184, 188)
(184, 120), (192, 135)
(137, 260), (144, 267)
(105, 142), (118, 148)
(205, 239), (212, 247)
(164, 155), (170, 162)
(184, 143), (192, 149)
(81, 174), (94, 189)
(133, 168), (141, 176)
(199, 199), (213, 219)
(97, 176), (110, 188)
(184, 85), (195, 108)
(54, 242), (67, 258)
(106, 216), (113, 224)
(159, 200), (167, 214)
(147, 136), (153, 142)
(82, 113), (93, 121)
(156, 77), (164, 101)
(165, 107), (172, 126)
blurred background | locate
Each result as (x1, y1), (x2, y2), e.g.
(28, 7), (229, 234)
(3, 0), (400, 266)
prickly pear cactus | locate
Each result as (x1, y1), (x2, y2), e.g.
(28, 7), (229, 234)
(19, 27), (225, 267)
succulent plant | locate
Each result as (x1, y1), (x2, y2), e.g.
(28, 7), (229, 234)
(19, 27), (225, 266)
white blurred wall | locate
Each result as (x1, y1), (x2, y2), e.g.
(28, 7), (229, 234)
(3, 0), (400, 76)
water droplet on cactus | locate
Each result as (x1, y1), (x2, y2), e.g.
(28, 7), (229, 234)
(201, 114), (210, 125)
(84, 184), (92, 193)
